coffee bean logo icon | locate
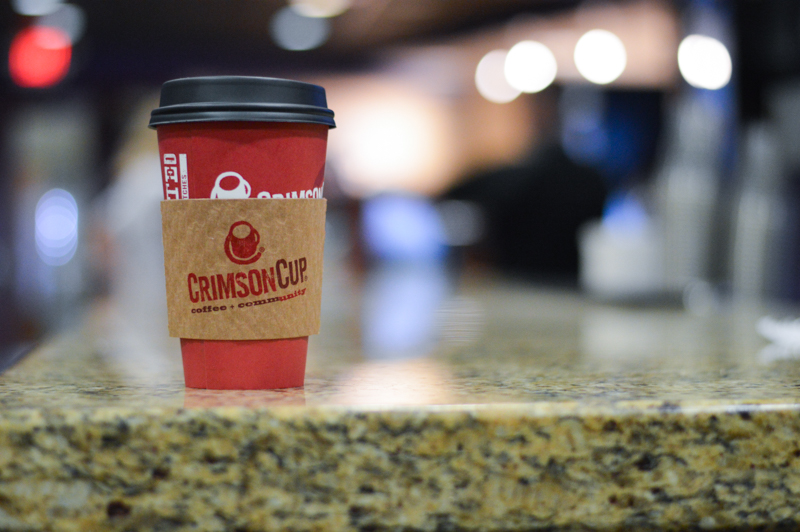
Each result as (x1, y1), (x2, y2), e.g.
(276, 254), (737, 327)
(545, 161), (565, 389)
(224, 221), (262, 265)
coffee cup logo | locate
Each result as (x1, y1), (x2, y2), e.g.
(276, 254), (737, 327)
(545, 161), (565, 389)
(225, 221), (262, 265)
(211, 172), (251, 199)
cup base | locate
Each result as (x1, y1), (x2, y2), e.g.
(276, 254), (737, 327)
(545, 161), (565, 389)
(180, 337), (307, 390)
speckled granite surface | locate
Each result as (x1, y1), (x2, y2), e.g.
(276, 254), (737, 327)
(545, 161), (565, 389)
(2, 283), (800, 531)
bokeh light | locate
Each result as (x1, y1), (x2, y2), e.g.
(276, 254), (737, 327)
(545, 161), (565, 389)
(270, 6), (331, 51)
(334, 91), (450, 195)
(677, 35), (732, 90)
(35, 188), (79, 266)
(362, 196), (446, 262)
(289, 0), (351, 18)
(475, 50), (521, 104)
(574, 29), (627, 85)
(8, 26), (72, 88)
(35, 3), (87, 44)
(11, 0), (62, 16)
(504, 41), (557, 93)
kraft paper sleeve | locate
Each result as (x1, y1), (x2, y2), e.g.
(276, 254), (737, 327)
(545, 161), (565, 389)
(161, 199), (326, 340)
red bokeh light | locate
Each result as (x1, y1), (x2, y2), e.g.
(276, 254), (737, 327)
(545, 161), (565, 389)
(8, 26), (72, 88)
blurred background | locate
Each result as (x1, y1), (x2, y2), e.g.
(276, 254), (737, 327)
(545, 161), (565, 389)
(0, 0), (797, 365)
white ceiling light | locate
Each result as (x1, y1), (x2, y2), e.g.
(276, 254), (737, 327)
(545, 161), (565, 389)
(504, 40), (557, 93)
(289, 0), (351, 18)
(677, 35), (732, 90)
(475, 50), (521, 104)
(574, 29), (627, 85)
(270, 6), (331, 51)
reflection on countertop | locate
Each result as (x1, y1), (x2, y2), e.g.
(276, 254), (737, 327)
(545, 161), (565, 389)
(2, 280), (800, 531)
(2, 282), (795, 409)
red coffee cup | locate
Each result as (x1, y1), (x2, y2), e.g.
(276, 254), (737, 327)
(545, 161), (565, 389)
(149, 77), (334, 390)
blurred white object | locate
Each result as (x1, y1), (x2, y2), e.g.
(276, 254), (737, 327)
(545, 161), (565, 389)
(757, 316), (800, 359)
(580, 195), (663, 299)
(730, 124), (783, 301)
(655, 98), (722, 292)
(104, 152), (168, 337)
(579, 219), (663, 299)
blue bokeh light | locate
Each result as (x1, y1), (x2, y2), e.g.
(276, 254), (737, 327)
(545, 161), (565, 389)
(35, 188), (78, 266)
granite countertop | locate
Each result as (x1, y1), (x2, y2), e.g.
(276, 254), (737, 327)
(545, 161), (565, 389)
(2, 280), (800, 531)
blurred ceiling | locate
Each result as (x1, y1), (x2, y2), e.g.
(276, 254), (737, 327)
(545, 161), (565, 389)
(3, 0), (581, 83)
(81, 0), (579, 50)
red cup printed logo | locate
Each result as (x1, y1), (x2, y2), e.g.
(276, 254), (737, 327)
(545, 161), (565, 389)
(208, 169), (325, 200)
(212, 171), (252, 199)
(225, 221), (263, 265)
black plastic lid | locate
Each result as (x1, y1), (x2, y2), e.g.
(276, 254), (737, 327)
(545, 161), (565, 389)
(148, 76), (335, 129)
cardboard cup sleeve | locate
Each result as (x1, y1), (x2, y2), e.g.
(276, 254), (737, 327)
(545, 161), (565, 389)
(161, 198), (325, 341)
